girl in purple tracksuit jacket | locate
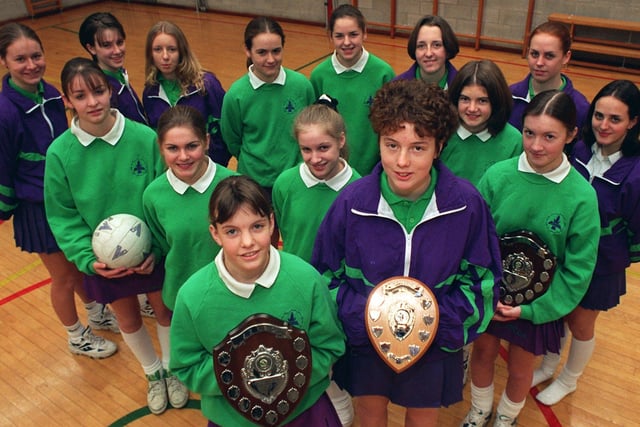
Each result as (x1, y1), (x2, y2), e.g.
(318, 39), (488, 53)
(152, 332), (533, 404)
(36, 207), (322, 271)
(533, 80), (640, 406)
(393, 15), (459, 90)
(0, 23), (118, 359)
(79, 12), (148, 125)
(142, 21), (230, 166)
(312, 79), (502, 427)
(508, 21), (589, 135)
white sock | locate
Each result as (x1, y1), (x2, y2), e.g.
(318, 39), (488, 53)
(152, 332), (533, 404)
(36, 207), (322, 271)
(121, 326), (159, 374)
(495, 391), (525, 420)
(536, 336), (595, 406)
(565, 336), (595, 375)
(326, 381), (354, 427)
(142, 358), (164, 377)
(84, 301), (102, 317)
(531, 322), (569, 387)
(156, 323), (171, 371)
(66, 320), (85, 339)
(469, 382), (494, 412)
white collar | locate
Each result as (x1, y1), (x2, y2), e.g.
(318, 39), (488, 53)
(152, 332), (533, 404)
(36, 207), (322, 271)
(166, 157), (217, 194)
(517, 152), (571, 183)
(215, 246), (280, 298)
(593, 143), (622, 165)
(331, 48), (369, 74)
(299, 158), (353, 191)
(70, 109), (125, 147)
(456, 125), (491, 142)
(248, 65), (286, 89)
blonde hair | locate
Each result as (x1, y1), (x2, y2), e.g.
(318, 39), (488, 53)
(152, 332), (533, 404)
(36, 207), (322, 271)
(144, 21), (205, 94)
(293, 103), (348, 158)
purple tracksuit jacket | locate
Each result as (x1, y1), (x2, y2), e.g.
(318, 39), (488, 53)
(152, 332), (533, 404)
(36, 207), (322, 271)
(105, 69), (148, 125)
(311, 161), (502, 359)
(571, 140), (640, 275)
(0, 75), (68, 219)
(393, 61), (458, 88)
(142, 72), (231, 166)
(508, 73), (590, 132)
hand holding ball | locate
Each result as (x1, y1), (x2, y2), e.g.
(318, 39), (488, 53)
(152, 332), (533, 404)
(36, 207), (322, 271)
(92, 214), (152, 269)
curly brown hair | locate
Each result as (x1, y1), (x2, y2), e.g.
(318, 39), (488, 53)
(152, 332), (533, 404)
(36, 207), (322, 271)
(369, 80), (458, 152)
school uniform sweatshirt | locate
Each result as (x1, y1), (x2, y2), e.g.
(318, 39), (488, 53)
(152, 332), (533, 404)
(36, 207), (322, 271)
(440, 124), (522, 186)
(44, 114), (164, 275)
(272, 162), (360, 262)
(170, 250), (345, 426)
(477, 156), (600, 324)
(310, 53), (395, 175)
(220, 68), (315, 187)
(142, 162), (236, 310)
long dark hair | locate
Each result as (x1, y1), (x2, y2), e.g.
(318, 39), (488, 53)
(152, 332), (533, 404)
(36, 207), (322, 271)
(581, 80), (640, 157)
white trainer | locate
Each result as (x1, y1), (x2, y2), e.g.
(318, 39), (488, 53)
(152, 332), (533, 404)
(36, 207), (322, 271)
(68, 326), (117, 359)
(461, 404), (492, 427)
(493, 413), (517, 427)
(88, 304), (120, 333)
(165, 372), (189, 409)
(146, 369), (168, 415)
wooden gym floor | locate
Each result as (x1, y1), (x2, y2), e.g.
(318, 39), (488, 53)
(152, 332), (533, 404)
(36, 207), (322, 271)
(1, 1), (639, 425)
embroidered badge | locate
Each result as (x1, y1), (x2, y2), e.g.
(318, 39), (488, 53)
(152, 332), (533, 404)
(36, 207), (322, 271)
(283, 99), (296, 113)
(131, 158), (148, 176)
(546, 214), (565, 234)
(281, 309), (303, 328)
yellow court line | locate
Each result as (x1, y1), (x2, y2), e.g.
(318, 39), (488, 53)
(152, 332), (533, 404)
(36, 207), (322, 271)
(0, 259), (43, 288)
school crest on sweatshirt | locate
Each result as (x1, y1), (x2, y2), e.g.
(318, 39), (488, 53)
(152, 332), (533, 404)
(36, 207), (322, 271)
(546, 213), (566, 234)
(130, 158), (149, 177)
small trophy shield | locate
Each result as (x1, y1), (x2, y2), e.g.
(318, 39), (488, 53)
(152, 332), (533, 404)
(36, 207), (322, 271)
(365, 276), (439, 373)
(212, 314), (312, 426)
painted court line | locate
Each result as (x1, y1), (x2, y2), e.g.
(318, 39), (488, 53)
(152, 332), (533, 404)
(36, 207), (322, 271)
(499, 345), (562, 426)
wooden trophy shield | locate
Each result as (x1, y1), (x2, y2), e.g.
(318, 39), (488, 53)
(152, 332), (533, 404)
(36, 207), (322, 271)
(212, 313), (312, 427)
(365, 276), (439, 373)
(499, 230), (557, 306)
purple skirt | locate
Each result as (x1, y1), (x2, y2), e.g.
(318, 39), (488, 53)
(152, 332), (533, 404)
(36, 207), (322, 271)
(207, 393), (340, 427)
(83, 262), (165, 304)
(579, 271), (626, 311)
(332, 344), (463, 408)
(486, 317), (564, 355)
(13, 201), (60, 254)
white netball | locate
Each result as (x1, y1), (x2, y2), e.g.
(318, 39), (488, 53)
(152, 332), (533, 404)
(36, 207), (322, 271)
(91, 213), (152, 269)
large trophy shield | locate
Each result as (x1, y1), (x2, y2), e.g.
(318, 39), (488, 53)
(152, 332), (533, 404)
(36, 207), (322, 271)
(212, 314), (312, 427)
(365, 276), (439, 373)
(499, 230), (557, 306)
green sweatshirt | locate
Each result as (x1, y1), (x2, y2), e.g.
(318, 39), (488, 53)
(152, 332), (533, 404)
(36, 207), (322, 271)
(44, 118), (164, 275)
(142, 164), (236, 309)
(478, 157), (600, 324)
(220, 68), (314, 187)
(310, 53), (395, 175)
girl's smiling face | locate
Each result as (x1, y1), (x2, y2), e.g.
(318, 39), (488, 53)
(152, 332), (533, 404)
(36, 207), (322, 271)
(245, 32), (283, 83)
(330, 16), (366, 68)
(87, 28), (126, 73)
(298, 123), (345, 181)
(591, 96), (637, 156)
(457, 84), (492, 134)
(1, 36), (46, 92)
(210, 204), (274, 283)
(160, 125), (209, 185)
(522, 113), (576, 173)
